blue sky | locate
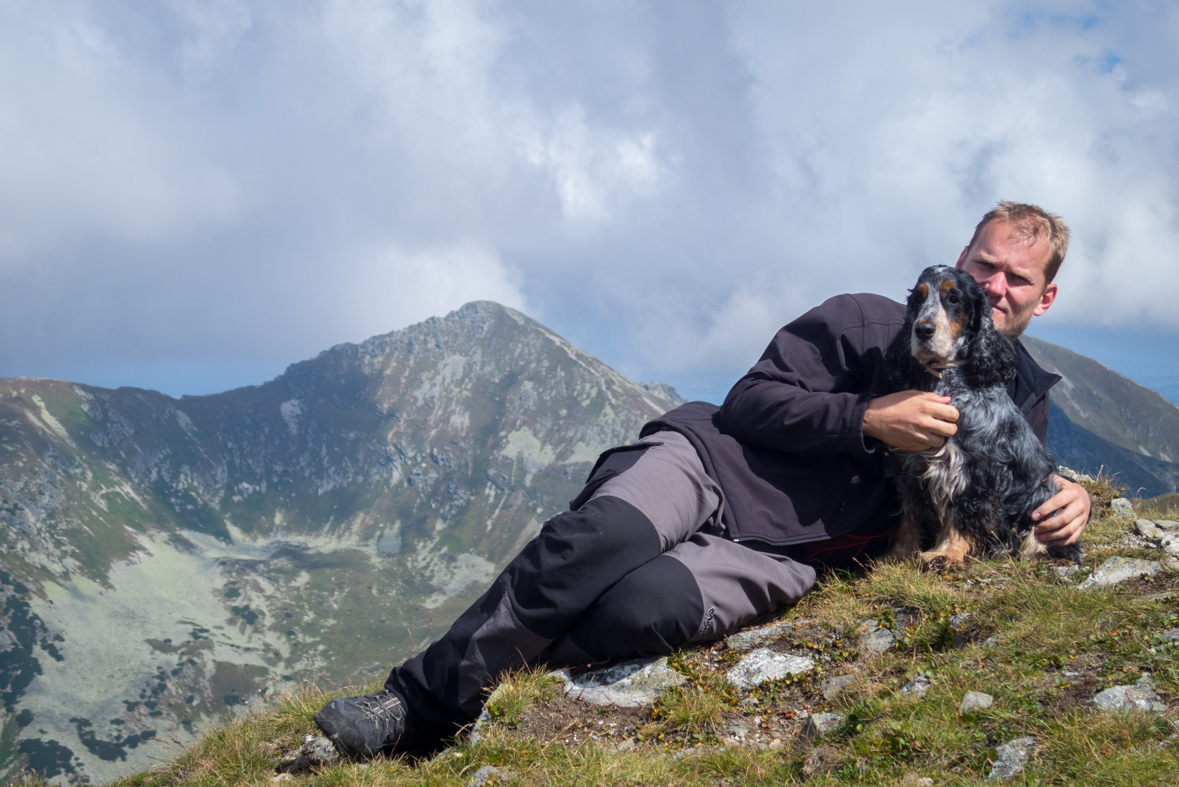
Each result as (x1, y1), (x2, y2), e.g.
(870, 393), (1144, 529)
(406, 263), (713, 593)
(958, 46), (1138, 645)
(2, 1), (1178, 406)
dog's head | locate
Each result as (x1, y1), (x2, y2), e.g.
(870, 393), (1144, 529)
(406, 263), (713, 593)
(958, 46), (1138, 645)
(887, 265), (1017, 388)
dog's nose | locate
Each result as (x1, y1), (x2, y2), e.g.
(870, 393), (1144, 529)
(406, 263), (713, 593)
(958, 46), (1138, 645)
(914, 322), (936, 341)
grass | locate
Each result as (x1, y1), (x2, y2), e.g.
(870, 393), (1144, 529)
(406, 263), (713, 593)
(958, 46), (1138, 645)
(10, 490), (1179, 787)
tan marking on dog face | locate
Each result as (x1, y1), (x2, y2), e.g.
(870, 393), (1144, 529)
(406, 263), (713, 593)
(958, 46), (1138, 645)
(918, 282), (930, 298)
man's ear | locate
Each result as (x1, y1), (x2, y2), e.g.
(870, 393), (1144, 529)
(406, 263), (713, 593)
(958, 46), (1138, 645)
(954, 246), (970, 269)
(1033, 282), (1058, 317)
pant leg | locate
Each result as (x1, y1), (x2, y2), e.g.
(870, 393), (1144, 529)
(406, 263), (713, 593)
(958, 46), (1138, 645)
(556, 533), (816, 663)
(384, 432), (721, 728)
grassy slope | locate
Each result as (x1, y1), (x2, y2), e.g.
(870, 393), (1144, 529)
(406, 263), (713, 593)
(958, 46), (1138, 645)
(14, 494), (1179, 787)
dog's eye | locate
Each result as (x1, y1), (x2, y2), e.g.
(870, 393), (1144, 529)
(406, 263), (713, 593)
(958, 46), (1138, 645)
(946, 293), (960, 305)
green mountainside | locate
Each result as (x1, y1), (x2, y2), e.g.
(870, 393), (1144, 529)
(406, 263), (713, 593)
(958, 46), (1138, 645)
(0, 302), (681, 783)
(1022, 336), (1179, 495)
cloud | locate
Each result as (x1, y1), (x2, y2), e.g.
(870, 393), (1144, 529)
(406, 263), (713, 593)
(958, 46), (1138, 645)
(0, 1), (1177, 400)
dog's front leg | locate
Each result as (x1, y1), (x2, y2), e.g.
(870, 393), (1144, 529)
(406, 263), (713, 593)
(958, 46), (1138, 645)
(919, 523), (974, 572)
(884, 513), (924, 561)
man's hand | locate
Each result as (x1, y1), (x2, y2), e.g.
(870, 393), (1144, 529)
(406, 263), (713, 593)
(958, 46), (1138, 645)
(862, 391), (959, 452)
(1032, 475), (1090, 545)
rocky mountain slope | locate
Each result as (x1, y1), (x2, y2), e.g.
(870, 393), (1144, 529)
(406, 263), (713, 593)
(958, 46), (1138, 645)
(1023, 336), (1179, 496)
(0, 302), (682, 783)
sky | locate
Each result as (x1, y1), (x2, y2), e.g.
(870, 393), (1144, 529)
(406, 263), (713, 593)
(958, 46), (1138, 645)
(2, 0), (1178, 406)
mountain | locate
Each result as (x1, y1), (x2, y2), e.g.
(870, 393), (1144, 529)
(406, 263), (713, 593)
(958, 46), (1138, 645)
(0, 302), (682, 783)
(1023, 336), (1179, 496)
(4, 305), (1176, 783)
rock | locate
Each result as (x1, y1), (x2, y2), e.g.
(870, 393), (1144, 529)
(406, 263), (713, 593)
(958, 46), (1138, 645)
(468, 707), (491, 744)
(1110, 498), (1134, 518)
(800, 712), (844, 739)
(726, 648), (815, 690)
(725, 619), (809, 652)
(820, 674), (857, 700)
(1078, 557), (1162, 589)
(1158, 532), (1179, 555)
(1136, 519), (1162, 539)
(1146, 591), (1177, 603)
(987, 736), (1036, 780)
(1154, 519), (1179, 531)
(271, 774), (294, 783)
(554, 656), (687, 707)
(959, 691), (994, 713)
(1056, 466), (1094, 483)
(900, 674), (932, 697)
(1050, 566), (1079, 579)
(1092, 674), (1167, 712)
(1158, 629), (1179, 643)
(801, 744), (838, 778)
(467, 765), (504, 787)
(725, 720), (754, 739)
(901, 776), (934, 786)
(303, 735), (339, 766)
(615, 737), (636, 752)
(275, 735), (339, 774)
(859, 627), (896, 653)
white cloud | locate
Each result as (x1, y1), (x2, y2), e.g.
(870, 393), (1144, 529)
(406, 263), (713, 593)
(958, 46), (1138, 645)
(2, 0), (1179, 399)
(345, 242), (529, 339)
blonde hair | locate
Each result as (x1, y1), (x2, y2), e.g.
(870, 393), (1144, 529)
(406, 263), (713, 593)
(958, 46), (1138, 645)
(968, 201), (1071, 283)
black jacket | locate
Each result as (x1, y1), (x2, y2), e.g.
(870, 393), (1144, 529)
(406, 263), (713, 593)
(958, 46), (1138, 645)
(640, 293), (1060, 546)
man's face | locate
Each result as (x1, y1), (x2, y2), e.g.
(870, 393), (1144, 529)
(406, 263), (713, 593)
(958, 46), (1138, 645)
(955, 219), (1057, 338)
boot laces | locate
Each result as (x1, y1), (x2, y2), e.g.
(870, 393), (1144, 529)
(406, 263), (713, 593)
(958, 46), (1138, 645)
(354, 691), (405, 733)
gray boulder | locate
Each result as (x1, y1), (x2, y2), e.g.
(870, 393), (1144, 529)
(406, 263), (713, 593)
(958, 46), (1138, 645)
(1136, 519), (1162, 539)
(1110, 498), (1134, 518)
(726, 648), (814, 690)
(959, 691), (994, 713)
(900, 675), (932, 697)
(820, 673), (857, 700)
(467, 765), (504, 787)
(800, 712), (845, 740)
(1092, 674), (1167, 712)
(988, 736), (1036, 780)
(553, 656), (687, 707)
(1079, 557), (1162, 589)
(859, 627), (896, 653)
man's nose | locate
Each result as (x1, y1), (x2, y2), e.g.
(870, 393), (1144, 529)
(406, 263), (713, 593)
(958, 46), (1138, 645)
(979, 270), (1004, 294)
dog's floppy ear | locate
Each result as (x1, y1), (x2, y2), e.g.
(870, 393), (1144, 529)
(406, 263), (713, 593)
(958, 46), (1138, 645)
(886, 285), (927, 391)
(961, 274), (1017, 387)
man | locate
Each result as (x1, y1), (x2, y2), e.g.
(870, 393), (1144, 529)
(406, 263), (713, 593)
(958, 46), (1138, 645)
(314, 201), (1090, 757)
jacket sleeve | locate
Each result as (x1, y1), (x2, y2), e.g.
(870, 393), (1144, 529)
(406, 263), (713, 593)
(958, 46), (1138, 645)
(717, 294), (886, 457)
(1024, 392), (1050, 446)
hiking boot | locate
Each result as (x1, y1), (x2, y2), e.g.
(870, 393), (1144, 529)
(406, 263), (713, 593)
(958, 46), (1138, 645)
(314, 688), (421, 759)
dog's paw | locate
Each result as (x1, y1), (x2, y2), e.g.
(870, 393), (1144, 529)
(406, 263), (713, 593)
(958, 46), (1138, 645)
(919, 552), (965, 574)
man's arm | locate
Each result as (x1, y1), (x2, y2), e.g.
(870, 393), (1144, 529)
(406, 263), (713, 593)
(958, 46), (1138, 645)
(862, 391), (959, 452)
(718, 294), (907, 456)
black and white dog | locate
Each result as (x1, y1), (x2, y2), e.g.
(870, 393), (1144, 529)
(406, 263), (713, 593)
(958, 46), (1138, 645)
(884, 265), (1083, 570)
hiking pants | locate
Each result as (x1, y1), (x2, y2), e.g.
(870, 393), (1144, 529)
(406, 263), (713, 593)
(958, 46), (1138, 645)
(384, 431), (817, 728)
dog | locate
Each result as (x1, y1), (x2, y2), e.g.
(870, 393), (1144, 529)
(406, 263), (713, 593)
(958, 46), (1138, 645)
(883, 265), (1083, 570)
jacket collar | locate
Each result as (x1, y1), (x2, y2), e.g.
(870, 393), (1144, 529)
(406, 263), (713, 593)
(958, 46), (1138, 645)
(1009, 339), (1061, 415)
